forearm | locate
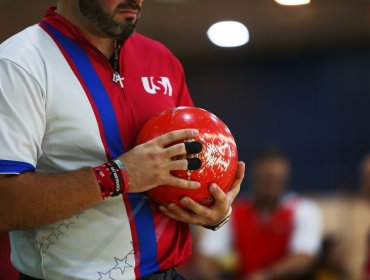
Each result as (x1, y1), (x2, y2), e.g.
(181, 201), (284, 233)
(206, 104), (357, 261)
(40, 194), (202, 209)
(267, 254), (313, 279)
(0, 169), (102, 231)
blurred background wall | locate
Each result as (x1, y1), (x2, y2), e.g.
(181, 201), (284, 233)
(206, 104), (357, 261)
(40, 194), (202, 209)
(186, 50), (370, 193)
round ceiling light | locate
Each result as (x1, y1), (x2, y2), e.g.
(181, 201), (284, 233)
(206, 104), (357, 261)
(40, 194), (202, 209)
(207, 21), (249, 48)
(274, 0), (311, 5)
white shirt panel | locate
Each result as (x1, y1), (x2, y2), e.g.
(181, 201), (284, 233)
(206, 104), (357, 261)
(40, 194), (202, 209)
(199, 196), (322, 261)
(199, 222), (233, 258)
(0, 59), (45, 171)
(289, 198), (322, 255)
(2, 25), (136, 279)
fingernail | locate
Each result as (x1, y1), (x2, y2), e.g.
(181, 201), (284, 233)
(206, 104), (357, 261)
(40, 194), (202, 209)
(192, 129), (199, 136)
(181, 198), (189, 205)
(210, 184), (218, 192)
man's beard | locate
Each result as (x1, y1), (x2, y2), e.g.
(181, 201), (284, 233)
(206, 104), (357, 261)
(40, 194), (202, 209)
(79, 0), (141, 40)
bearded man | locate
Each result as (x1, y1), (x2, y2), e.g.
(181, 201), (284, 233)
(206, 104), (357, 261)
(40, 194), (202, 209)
(0, 1), (245, 279)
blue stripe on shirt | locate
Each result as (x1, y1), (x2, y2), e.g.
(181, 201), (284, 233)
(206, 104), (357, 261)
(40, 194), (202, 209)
(42, 22), (161, 277)
(129, 194), (161, 276)
(43, 22), (124, 159)
(0, 160), (35, 173)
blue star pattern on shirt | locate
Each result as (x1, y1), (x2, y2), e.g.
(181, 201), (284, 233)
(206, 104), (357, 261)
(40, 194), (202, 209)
(97, 245), (135, 279)
(27, 212), (84, 251)
(98, 270), (114, 280)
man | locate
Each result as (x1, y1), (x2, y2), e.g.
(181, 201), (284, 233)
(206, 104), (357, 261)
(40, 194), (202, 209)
(0, 1), (245, 279)
(199, 150), (321, 280)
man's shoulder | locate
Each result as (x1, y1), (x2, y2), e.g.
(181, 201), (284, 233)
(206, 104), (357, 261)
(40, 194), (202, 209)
(0, 24), (52, 76)
(281, 194), (321, 219)
(0, 25), (54, 92)
(1, 25), (43, 58)
(128, 32), (179, 61)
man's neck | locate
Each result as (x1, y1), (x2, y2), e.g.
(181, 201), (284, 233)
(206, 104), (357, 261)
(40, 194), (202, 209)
(55, 2), (115, 58)
(254, 197), (280, 213)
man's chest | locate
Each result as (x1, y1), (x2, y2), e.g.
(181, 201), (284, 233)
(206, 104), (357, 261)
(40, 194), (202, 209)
(44, 54), (182, 161)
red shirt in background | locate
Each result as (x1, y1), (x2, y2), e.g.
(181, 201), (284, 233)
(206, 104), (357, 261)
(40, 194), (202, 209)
(231, 199), (296, 276)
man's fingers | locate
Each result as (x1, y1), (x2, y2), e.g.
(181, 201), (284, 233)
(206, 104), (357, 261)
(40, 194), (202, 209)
(156, 129), (199, 147)
(164, 175), (201, 189)
(168, 158), (202, 171)
(164, 203), (203, 225)
(184, 141), (202, 154)
(158, 205), (179, 221)
(209, 183), (228, 205)
(164, 143), (187, 158)
(164, 141), (203, 159)
(235, 161), (246, 182)
(180, 197), (212, 217)
(226, 161), (245, 203)
(168, 159), (188, 171)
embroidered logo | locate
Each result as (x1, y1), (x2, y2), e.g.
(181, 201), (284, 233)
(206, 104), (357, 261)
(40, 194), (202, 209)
(141, 77), (173, 96)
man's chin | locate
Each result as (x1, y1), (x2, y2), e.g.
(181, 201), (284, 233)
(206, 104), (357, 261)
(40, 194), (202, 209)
(117, 26), (136, 40)
(114, 13), (137, 24)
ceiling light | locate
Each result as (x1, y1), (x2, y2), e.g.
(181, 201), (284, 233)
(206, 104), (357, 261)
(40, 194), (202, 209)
(274, 0), (311, 5)
(207, 21), (249, 48)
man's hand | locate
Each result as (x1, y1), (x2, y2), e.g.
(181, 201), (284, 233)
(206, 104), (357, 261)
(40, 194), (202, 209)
(158, 162), (245, 226)
(120, 129), (201, 193)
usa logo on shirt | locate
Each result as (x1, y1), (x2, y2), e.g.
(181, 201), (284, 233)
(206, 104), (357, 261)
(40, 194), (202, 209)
(141, 77), (173, 96)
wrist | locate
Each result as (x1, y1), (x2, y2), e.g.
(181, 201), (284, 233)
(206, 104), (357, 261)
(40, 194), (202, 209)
(203, 206), (232, 231)
(112, 159), (130, 194)
(92, 159), (130, 200)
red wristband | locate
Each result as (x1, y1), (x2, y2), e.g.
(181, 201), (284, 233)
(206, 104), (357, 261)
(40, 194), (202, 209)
(93, 160), (130, 199)
(93, 164), (115, 199)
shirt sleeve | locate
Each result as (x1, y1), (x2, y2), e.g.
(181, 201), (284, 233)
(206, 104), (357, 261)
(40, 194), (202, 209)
(199, 221), (233, 258)
(289, 199), (323, 255)
(0, 59), (46, 174)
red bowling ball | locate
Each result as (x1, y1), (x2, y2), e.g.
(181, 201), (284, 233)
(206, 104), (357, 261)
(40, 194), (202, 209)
(136, 107), (238, 207)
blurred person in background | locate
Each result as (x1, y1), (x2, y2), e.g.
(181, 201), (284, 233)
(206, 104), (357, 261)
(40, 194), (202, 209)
(359, 154), (370, 279)
(305, 235), (349, 280)
(198, 150), (322, 280)
(0, 232), (19, 280)
(364, 232), (370, 279)
(316, 153), (370, 280)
